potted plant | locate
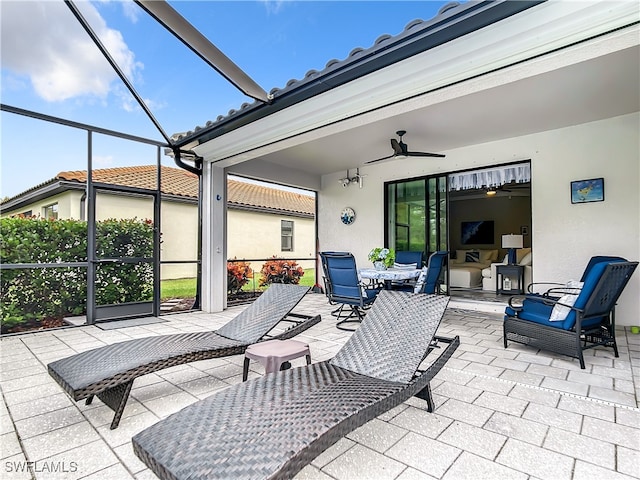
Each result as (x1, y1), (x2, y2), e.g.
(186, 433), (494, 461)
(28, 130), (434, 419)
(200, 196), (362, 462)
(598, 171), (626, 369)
(368, 247), (395, 270)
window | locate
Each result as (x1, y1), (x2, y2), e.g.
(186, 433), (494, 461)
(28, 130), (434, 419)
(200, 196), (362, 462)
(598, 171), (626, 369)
(21, 210), (32, 217)
(281, 220), (293, 251)
(43, 203), (58, 220)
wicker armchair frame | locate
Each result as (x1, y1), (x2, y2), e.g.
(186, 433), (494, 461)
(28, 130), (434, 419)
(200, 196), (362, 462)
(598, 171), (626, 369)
(133, 292), (458, 480)
(504, 261), (638, 368)
(48, 284), (320, 429)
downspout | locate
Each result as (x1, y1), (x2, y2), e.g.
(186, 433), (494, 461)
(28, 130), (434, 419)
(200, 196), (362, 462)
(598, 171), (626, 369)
(172, 147), (202, 176)
(172, 147), (203, 310)
(80, 192), (86, 221)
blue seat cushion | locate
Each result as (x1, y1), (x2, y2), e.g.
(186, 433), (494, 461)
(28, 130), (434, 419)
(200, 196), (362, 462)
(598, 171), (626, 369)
(505, 299), (604, 330)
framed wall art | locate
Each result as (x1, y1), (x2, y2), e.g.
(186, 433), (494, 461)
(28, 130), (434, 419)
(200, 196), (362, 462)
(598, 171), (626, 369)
(571, 178), (604, 204)
(461, 220), (494, 245)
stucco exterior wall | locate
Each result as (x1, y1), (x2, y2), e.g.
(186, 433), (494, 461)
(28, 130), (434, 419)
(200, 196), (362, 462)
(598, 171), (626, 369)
(160, 200), (199, 280)
(227, 209), (316, 273)
(318, 113), (639, 324)
(1, 190), (84, 220)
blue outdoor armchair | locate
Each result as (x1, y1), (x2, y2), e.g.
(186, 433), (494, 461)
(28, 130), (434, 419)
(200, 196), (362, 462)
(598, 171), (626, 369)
(320, 251), (382, 330)
(504, 257), (637, 368)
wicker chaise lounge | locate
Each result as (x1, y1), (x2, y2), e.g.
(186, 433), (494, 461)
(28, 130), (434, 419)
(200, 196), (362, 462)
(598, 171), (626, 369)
(48, 284), (320, 429)
(133, 291), (459, 480)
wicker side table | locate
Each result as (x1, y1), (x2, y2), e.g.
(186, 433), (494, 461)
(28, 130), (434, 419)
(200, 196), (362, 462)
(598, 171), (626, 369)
(242, 339), (311, 381)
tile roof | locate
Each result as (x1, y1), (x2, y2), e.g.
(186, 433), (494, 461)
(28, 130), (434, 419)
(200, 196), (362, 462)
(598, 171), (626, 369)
(5, 166), (314, 216)
(57, 165), (199, 198)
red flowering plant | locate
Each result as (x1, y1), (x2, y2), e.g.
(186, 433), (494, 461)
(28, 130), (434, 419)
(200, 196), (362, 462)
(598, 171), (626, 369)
(227, 260), (253, 295)
(259, 257), (305, 286)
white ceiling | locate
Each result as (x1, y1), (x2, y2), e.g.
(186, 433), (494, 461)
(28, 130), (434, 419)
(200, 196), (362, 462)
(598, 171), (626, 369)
(229, 43), (639, 181)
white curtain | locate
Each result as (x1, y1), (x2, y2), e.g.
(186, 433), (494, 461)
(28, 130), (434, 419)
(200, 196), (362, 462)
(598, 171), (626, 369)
(448, 163), (530, 191)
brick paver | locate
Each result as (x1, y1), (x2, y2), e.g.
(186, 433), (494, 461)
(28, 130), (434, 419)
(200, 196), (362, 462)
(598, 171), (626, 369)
(1, 293), (638, 480)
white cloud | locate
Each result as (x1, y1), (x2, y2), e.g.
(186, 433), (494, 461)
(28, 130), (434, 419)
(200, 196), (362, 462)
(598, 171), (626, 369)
(260, 0), (286, 15)
(120, 1), (140, 23)
(93, 154), (114, 167)
(0, 1), (142, 102)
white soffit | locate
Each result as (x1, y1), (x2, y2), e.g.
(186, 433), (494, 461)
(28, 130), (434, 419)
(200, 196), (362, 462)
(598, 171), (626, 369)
(194, 1), (639, 165)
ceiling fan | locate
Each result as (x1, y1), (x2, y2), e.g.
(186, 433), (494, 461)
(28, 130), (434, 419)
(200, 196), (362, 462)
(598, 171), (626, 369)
(366, 130), (445, 164)
(485, 182), (530, 196)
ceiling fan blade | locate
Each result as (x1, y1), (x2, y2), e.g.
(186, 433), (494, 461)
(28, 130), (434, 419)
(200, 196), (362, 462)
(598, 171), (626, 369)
(390, 138), (403, 155)
(135, 0), (270, 103)
(365, 154), (395, 164)
(406, 151), (446, 158)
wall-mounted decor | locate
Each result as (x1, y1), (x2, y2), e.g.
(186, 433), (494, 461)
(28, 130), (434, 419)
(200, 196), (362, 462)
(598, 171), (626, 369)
(571, 178), (604, 204)
(461, 220), (494, 245)
(340, 207), (356, 225)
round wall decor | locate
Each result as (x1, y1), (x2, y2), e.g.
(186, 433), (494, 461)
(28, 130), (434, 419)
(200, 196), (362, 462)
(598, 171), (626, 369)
(340, 207), (356, 225)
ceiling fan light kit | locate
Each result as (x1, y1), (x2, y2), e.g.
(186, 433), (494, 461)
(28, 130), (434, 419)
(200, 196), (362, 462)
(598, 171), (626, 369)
(366, 130), (445, 164)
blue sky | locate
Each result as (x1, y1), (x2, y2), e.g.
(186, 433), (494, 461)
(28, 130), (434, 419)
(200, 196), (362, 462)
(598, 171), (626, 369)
(1, 1), (451, 198)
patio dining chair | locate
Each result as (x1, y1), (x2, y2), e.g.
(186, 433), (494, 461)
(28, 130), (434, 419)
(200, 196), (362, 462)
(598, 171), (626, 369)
(393, 250), (448, 293)
(390, 250), (424, 289)
(504, 259), (637, 368)
(48, 284), (320, 429)
(133, 291), (459, 480)
(319, 251), (382, 331)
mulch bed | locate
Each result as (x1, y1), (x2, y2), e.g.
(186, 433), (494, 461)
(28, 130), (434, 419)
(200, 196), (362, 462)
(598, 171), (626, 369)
(227, 291), (263, 306)
(1, 316), (68, 335)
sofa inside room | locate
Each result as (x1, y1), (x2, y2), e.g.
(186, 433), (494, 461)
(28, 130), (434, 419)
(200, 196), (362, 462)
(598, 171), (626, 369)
(449, 248), (532, 290)
(449, 249), (499, 288)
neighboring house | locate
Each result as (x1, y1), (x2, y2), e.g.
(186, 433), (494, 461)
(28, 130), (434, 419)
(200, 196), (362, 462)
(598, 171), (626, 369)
(0, 166), (316, 279)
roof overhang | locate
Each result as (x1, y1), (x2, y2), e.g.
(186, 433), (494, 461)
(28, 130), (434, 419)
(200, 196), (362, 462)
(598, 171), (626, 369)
(0, 181), (85, 213)
(185, 0), (639, 189)
(175, 0), (542, 149)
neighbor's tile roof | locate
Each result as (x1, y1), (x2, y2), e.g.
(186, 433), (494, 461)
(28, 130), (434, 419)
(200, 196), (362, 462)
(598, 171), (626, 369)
(58, 165), (199, 198)
(54, 166), (314, 216)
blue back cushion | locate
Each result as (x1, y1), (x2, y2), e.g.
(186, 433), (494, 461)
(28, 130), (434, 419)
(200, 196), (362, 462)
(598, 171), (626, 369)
(395, 251), (423, 266)
(326, 255), (360, 299)
(580, 256), (626, 281)
(421, 251), (447, 294)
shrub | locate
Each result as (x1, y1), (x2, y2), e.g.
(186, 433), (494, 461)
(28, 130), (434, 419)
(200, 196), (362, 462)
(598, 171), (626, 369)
(259, 257), (304, 286)
(1, 216), (153, 329)
(227, 260), (253, 295)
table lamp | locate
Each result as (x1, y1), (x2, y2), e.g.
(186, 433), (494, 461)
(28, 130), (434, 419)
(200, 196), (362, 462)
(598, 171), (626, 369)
(502, 234), (523, 264)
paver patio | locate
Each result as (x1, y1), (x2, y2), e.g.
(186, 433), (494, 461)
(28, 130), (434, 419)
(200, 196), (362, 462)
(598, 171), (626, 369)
(1, 293), (639, 480)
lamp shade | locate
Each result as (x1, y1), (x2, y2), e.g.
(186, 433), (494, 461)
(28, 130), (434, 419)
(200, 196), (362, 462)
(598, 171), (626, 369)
(502, 234), (523, 249)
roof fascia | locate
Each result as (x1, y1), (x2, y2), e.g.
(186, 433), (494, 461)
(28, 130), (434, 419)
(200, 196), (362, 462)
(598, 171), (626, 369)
(229, 203), (314, 218)
(173, 0), (542, 149)
(1, 181), (83, 213)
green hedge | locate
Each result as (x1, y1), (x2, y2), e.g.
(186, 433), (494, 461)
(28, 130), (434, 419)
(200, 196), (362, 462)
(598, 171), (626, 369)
(1, 217), (153, 329)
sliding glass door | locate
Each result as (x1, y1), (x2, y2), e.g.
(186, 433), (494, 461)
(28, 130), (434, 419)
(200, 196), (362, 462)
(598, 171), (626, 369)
(385, 175), (448, 290)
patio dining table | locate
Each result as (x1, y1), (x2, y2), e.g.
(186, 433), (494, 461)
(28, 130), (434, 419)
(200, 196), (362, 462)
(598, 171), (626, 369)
(359, 267), (422, 290)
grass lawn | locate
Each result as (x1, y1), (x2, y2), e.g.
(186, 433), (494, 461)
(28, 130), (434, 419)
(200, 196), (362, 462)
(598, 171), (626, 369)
(161, 269), (317, 301)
